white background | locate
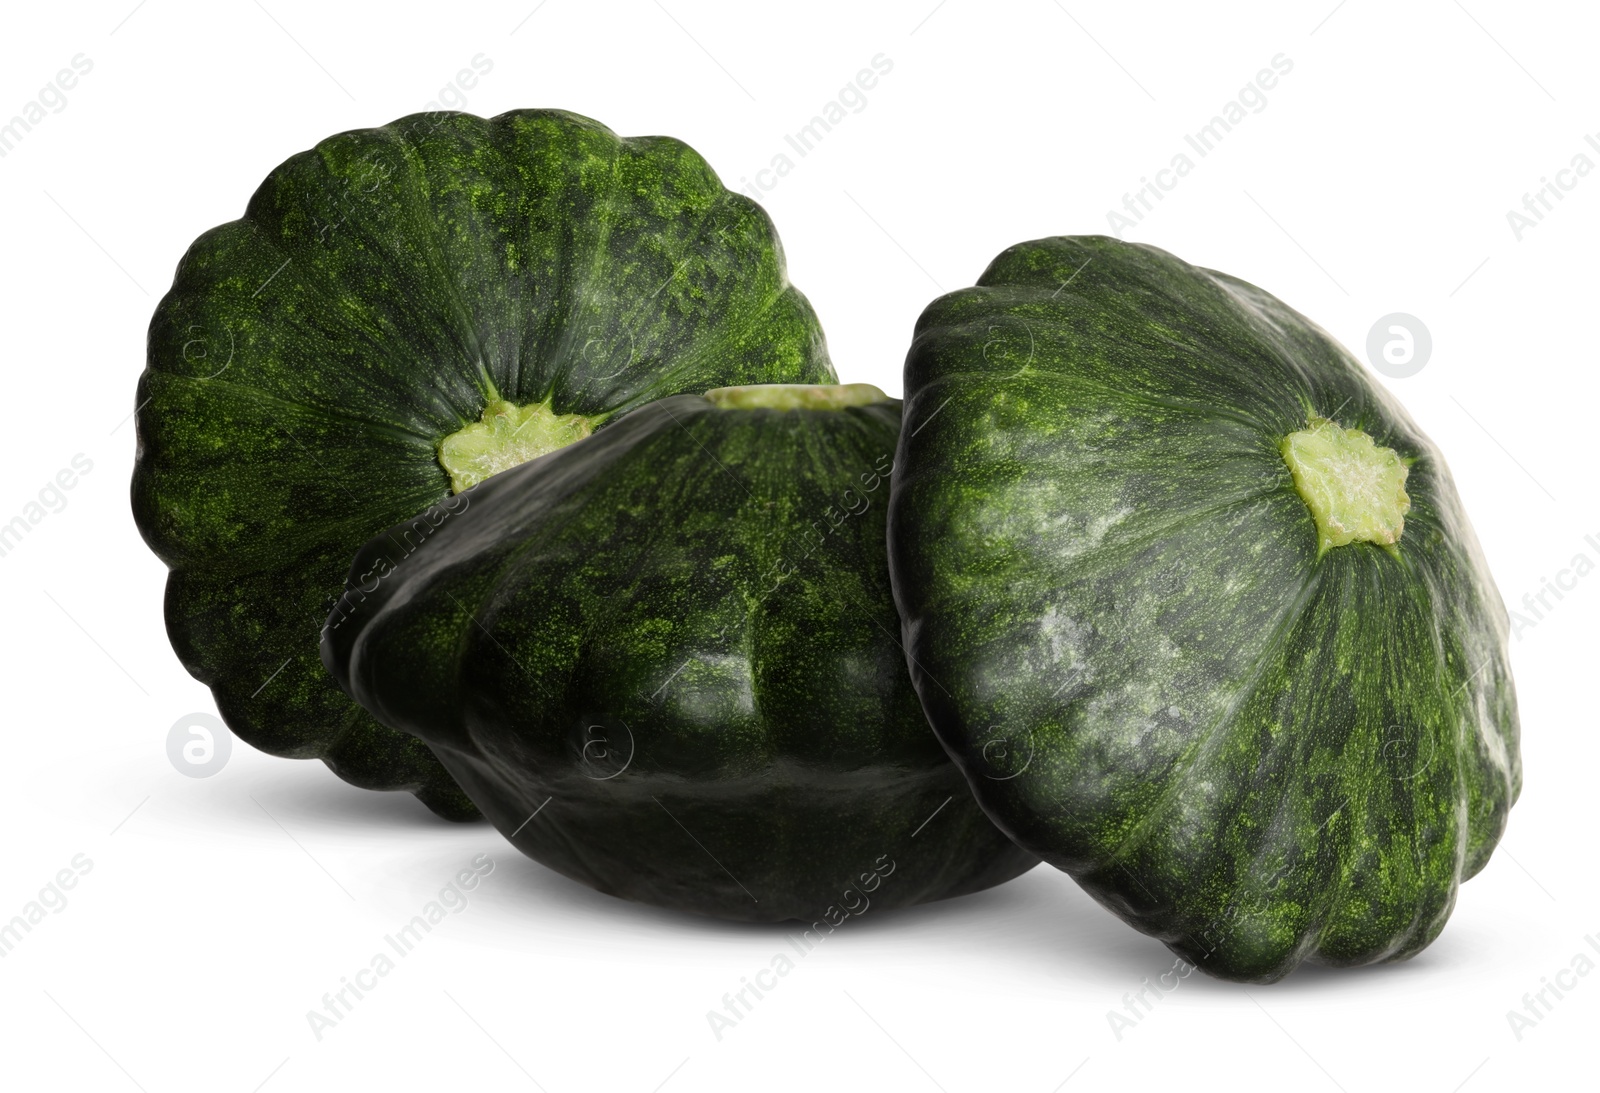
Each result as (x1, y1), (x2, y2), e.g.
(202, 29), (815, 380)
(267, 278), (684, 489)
(0, 1), (1594, 1090)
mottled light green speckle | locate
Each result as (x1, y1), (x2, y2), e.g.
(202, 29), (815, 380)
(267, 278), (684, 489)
(324, 391), (1037, 918)
(889, 234), (1520, 982)
(132, 108), (836, 818)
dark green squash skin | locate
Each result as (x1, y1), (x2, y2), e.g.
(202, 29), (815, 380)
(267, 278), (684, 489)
(131, 109), (835, 819)
(321, 394), (1037, 919)
(887, 236), (1521, 981)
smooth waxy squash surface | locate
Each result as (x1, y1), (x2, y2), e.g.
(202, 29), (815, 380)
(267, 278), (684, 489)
(323, 388), (1037, 918)
(887, 236), (1520, 981)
